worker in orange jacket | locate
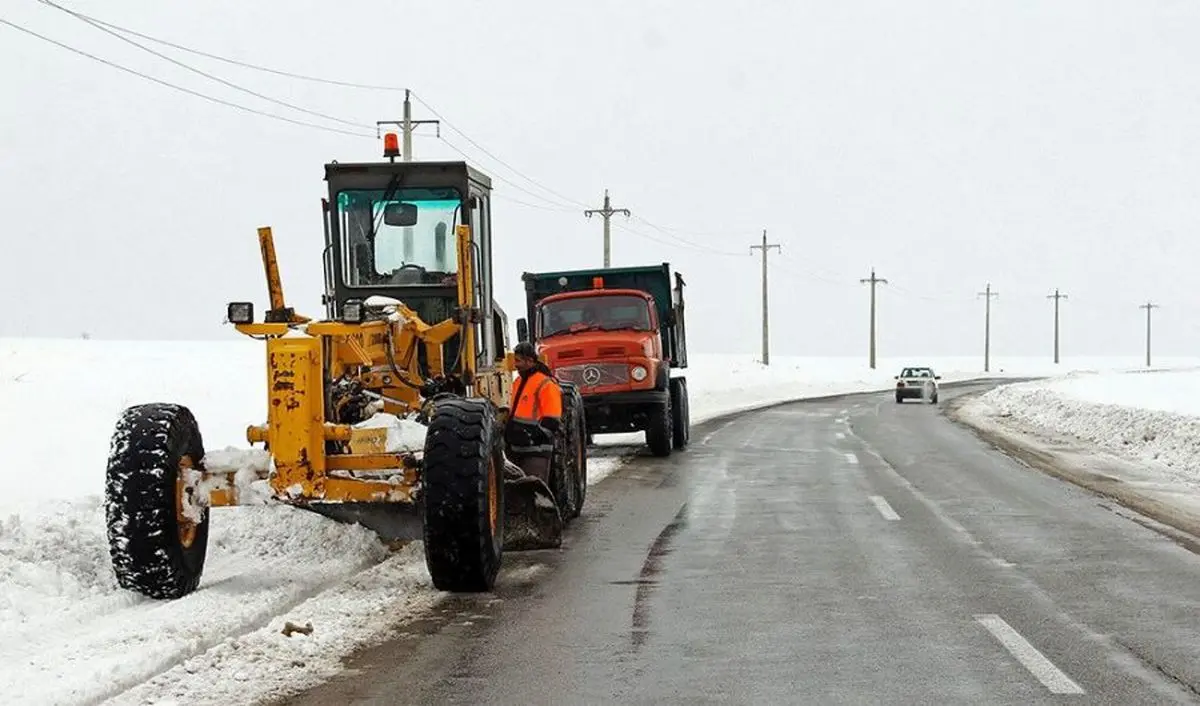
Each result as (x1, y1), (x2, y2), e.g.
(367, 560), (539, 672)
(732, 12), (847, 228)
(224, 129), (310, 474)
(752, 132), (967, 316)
(505, 341), (563, 484)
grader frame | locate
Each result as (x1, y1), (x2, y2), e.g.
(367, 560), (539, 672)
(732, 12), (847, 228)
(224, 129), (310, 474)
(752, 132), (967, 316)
(103, 152), (586, 600)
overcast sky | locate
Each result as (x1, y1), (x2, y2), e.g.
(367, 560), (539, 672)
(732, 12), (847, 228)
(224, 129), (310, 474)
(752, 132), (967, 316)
(4, 1), (1199, 360)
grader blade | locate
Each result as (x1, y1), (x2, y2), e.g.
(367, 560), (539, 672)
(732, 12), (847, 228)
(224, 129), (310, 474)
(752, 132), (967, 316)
(502, 464), (563, 551)
(304, 503), (424, 543)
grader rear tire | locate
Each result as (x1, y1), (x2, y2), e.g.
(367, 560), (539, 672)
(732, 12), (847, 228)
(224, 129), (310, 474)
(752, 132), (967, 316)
(421, 397), (504, 592)
(105, 403), (209, 600)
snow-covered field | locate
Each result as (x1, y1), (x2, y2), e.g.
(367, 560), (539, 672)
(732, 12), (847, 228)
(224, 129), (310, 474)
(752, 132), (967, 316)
(961, 367), (1200, 494)
(2, 337), (1194, 705)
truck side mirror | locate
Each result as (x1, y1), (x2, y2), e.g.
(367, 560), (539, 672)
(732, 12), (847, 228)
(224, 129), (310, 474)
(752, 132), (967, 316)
(516, 318), (529, 343)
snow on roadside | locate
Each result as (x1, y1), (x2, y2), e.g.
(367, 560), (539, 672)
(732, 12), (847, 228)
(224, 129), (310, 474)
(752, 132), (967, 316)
(3, 337), (1196, 705)
(961, 368), (1200, 490)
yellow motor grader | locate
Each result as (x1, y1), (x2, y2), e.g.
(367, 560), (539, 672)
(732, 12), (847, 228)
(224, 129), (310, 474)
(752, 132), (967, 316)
(103, 139), (588, 599)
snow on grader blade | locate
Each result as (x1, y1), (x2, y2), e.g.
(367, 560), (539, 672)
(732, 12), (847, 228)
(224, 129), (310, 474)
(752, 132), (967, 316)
(103, 153), (587, 600)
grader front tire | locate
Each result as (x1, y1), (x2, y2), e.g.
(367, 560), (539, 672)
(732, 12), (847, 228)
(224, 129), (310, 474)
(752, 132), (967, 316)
(105, 403), (210, 600)
(421, 397), (505, 592)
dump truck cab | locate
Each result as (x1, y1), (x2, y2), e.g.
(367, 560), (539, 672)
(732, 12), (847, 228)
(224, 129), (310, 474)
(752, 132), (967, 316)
(517, 264), (690, 457)
(533, 288), (665, 391)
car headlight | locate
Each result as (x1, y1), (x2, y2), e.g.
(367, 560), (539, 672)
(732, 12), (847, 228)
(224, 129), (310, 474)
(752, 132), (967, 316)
(631, 365), (648, 381)
(227, 302), (254, 324)
(342, 299), (365, 324)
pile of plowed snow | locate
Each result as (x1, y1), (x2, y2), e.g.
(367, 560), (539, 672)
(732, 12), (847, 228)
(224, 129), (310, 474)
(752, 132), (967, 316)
(961, 367), (1200, 488)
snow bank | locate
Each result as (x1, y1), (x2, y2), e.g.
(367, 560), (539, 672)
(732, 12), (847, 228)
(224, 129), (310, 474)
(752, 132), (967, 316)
(962, 368), (1200, 490)
(2, 336), (1194, 704)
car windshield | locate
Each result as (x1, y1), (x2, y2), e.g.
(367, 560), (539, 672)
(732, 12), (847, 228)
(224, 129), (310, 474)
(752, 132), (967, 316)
(901, 368), (934, 378)
(538, 295), (653, 337)
(338, 186), (460, 287)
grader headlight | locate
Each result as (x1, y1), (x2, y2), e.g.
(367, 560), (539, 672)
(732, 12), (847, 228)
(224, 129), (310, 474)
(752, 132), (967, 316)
(227, 302), (254, 324)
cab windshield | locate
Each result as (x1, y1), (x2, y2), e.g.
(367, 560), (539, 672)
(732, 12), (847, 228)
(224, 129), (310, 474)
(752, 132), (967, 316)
(538, 295), (654, 337)
(338, 186), (460, 287)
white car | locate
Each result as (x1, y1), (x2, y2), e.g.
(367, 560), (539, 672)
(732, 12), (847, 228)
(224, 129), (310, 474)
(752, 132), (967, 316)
(895, 366), (940, 404)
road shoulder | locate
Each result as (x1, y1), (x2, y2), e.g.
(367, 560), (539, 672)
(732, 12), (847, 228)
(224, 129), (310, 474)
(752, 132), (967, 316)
(946, 390), (1200, 555)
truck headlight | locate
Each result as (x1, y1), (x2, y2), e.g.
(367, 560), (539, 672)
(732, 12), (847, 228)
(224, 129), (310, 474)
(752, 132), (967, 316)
(227, 302), (254, 324)
(631, 365), (648, 381)
(342, 299), (365, 324)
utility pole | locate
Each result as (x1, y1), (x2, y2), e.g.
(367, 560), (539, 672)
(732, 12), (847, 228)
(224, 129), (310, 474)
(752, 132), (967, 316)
(1140, 301), (1159, 368)
(584, 189), (631, 268)
(1047, 288), (1068, 364)
(860, 268), (888, 369)
(978, 283), (999, 372)
(376, 90), (440, 260)
(749, 230), (781, 365)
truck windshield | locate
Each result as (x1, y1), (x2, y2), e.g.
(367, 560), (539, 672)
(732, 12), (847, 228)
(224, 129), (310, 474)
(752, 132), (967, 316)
(538, 295), (653, 337)
(338, 187), (460, 287)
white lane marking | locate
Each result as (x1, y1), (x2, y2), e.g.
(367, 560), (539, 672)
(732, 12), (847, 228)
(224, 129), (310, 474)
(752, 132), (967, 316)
(700, 418), (740, 446)
(835, 432), (846, 440)
(975, 614), (1084, 694)
(869, 495), (901, 521)
(843, 452), (858, 464)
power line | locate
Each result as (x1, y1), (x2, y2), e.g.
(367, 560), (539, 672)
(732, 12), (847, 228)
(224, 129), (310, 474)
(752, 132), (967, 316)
(13, 6), (786, 259)
(410, 91), (588, 210)
(45, 7), (410, 91)
(37, 0), (374, 132)
(0, 17), (372, 138)
(437, 134), (579, 211)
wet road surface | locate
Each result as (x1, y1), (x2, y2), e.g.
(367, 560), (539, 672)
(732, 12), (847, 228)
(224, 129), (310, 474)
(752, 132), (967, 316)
(284, 382), (1200, 704)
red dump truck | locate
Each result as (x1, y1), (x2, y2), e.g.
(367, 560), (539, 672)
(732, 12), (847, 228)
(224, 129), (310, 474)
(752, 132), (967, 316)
(515, 263), (690, 457)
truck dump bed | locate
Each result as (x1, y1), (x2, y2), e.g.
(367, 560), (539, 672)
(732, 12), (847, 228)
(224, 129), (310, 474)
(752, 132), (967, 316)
(520, 263), (688, 368)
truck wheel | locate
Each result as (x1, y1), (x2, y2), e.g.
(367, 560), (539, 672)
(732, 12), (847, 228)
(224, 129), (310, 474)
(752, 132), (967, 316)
(105, 403), (210, 600)
(565, 383), (587, 518)
(574, 415), (588, 515)
(422, 397), (504, 592)
(646, 398), (673, 457)
(552, 383), (586, 521)
(670, 377), (690, 449)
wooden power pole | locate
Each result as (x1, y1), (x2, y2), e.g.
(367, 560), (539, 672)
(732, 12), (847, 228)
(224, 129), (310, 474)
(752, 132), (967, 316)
(860, 268), (888, 369)
(750, 230), (781, 365)
(978, 283), (999, 372)
(1047, 288), (1068, 364)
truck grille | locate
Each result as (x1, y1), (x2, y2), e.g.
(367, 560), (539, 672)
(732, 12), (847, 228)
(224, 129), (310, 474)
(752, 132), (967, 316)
(556, 363), (628, 388)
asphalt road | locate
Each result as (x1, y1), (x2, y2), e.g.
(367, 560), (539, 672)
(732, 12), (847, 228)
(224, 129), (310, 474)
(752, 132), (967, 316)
(283, 382), (1200, 705)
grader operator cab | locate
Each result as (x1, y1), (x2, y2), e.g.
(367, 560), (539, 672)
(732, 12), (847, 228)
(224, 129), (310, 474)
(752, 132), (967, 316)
(103, 140), (588, 600)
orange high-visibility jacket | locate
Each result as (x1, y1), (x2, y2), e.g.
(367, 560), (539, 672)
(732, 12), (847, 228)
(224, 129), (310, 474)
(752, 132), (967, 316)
(510, 370), (562, 424)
